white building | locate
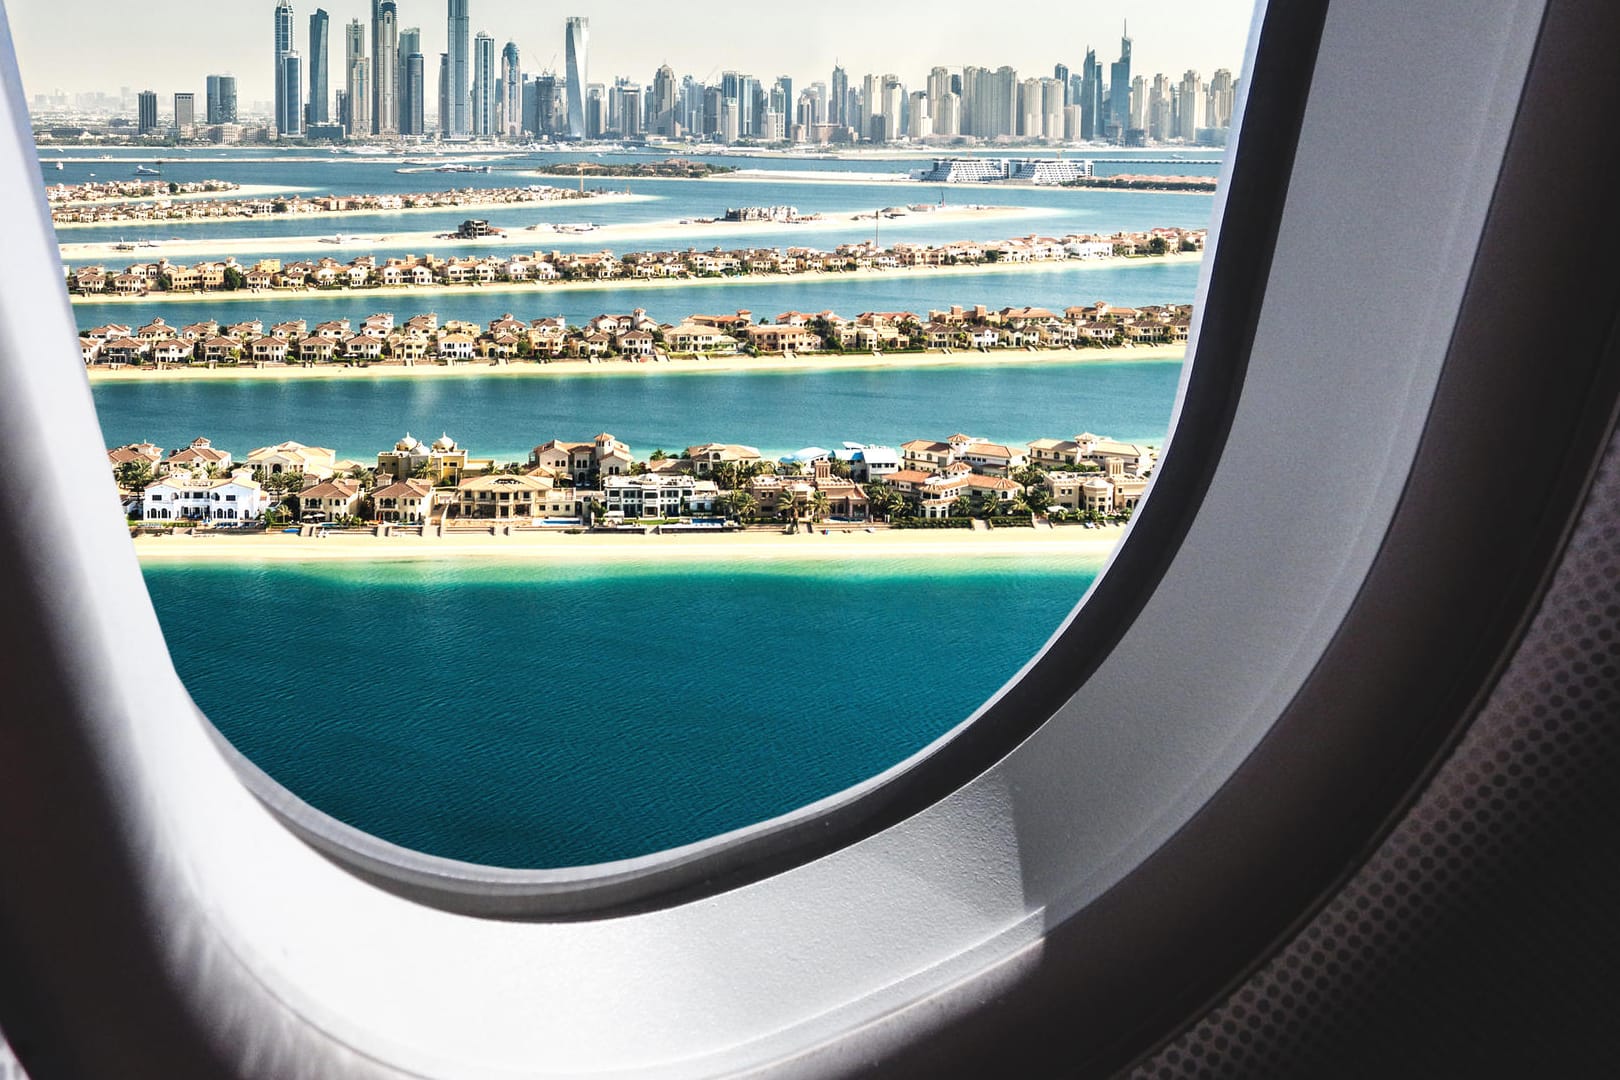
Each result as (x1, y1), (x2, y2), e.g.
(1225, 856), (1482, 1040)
(602, 474), (718, 519)
(143, 470), (270, 522)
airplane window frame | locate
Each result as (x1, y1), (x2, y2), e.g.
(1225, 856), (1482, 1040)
(9, 0), (1616, 1076)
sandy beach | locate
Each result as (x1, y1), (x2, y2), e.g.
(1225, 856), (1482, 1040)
(71, 251), (1202, 310)
(133, 524), (1125, 565)
(85, 343), (1186, 383)
(58, 204), (1050, 263)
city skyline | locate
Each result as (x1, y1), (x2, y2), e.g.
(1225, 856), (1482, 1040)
(11, 1), (1251, 107)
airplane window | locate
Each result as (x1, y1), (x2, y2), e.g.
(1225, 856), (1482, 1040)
(16, 1), (1252, 873)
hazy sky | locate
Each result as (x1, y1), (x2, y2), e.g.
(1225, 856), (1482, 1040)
(11, 1), (1253, 106)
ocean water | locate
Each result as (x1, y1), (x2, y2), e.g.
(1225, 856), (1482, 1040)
(145, 555), (1100, 868)
(91, 356), (1184, 461)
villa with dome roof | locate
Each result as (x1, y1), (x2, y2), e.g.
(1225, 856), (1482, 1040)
(376, 433), (478, 485)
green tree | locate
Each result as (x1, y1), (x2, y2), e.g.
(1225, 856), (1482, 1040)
(1148, 236), (1169, 256)
(809, 491), (830, 522)
(113, 460), (156, 492)
(951, 493), (973, 519)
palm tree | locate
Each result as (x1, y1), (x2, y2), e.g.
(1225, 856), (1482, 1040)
(778, 492), (800, 524)
(809, 491), (831, 522)
(951, 493), (973, 520)
(730, 491), (757, 523)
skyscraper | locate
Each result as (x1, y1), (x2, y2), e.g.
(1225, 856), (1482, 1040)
(173, 92), (196, 134)
(369, 0), (382, 133)
(280, 52), (304, 136)
(403, 52), (426, 135)
(137, 90), (158, 135)
(439, 53), (450, 136)
(1109, 24), (1133, 138)
(501, 43), (522, 138)
(205, 75), (238, 125)
(307, 9), (330, 125)
(448, 0), (471, 138)
(652, 64), (676, 137)
(273, 1), (295, 137)
(830, 65), (848, 128)
(471, 32), (496, 137)
(345, 19), (369, 135)
(375, 2), (398, 134)
(1079, 47), (1102, 140)
(564, 17), (588, 140)
(398, 26), (421, 122)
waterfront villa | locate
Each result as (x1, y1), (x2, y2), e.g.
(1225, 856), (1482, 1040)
(245, 441), (337, 480)
(452, 474), (557, 519)
(372, 478), (437, 524)
(378, 434), (471, 484)
(685, 443), (764, 476)
(142, 470), (269, 522)
(164, 437), (232, 473)
(528, 434), (634, 481)
(602, 474), (720, 519)
(296, 478), (364, 521)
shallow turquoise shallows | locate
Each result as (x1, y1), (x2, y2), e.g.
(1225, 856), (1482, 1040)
(145, 556), (1100, 869)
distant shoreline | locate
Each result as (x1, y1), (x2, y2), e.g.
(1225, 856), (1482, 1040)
(71, 252), (1203, 309)
(85, 343), (1187, 383)
(133, 524), (1126, 567)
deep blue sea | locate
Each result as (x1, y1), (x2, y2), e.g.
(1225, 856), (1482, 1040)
(83, 149), (1210, 866)
(145, 556), (1099, 867)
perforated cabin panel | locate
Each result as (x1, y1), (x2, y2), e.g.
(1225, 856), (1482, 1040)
(1130, 430), (1620, 1078)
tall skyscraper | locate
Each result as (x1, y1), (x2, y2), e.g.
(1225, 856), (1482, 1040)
(564, 17), (588, 139)
(501, 43), (522, 138)
(439, 53), (451, 136)
(137, 90), (159, 135)
(345, 19), (369, 135)
(397, 26), (420, 121)
(652, 64), (676, 137)
(403, 52), (426, 135)
(307, 9), (330, 124)
(830, 65), (848, 127)
(1109, 24), (1133, 138)
(375, 2), (398, 133)
(471, 32), (496, 137)
(280, 52), (304, 136)
(1079, 47), (1102, 140)
(273, 1), (296, 137)
(173, 92), (196, 133)
(369, 0), (382, 133)
(205, 75), (238, 125)
(448, 0), (472, 137)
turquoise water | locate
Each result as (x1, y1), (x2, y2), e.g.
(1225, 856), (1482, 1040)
(91, 357), (1183, 461)
(145, 556), (1098, 868)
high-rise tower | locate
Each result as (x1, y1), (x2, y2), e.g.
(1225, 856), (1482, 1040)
(448, 0), (471, 137)
(472, 32), (496, 137)
(274, 1), (295, 137)
(206, 75), (238, 125)
(1109, 23), (1133, 138)
(308, 8), (330, 125)
(345, 19), (369, 135)
(375, 2), (398, 133)
(501, 42), (522, 138)
(398, 26), (421, 129)
(564, 17), (588, 139)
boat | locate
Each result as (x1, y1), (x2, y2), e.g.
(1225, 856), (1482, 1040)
(53, 161), (63, 171)
(133, 164), (161, 176)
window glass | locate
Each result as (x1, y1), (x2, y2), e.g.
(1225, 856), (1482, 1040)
(22, 0), (1249, 869)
